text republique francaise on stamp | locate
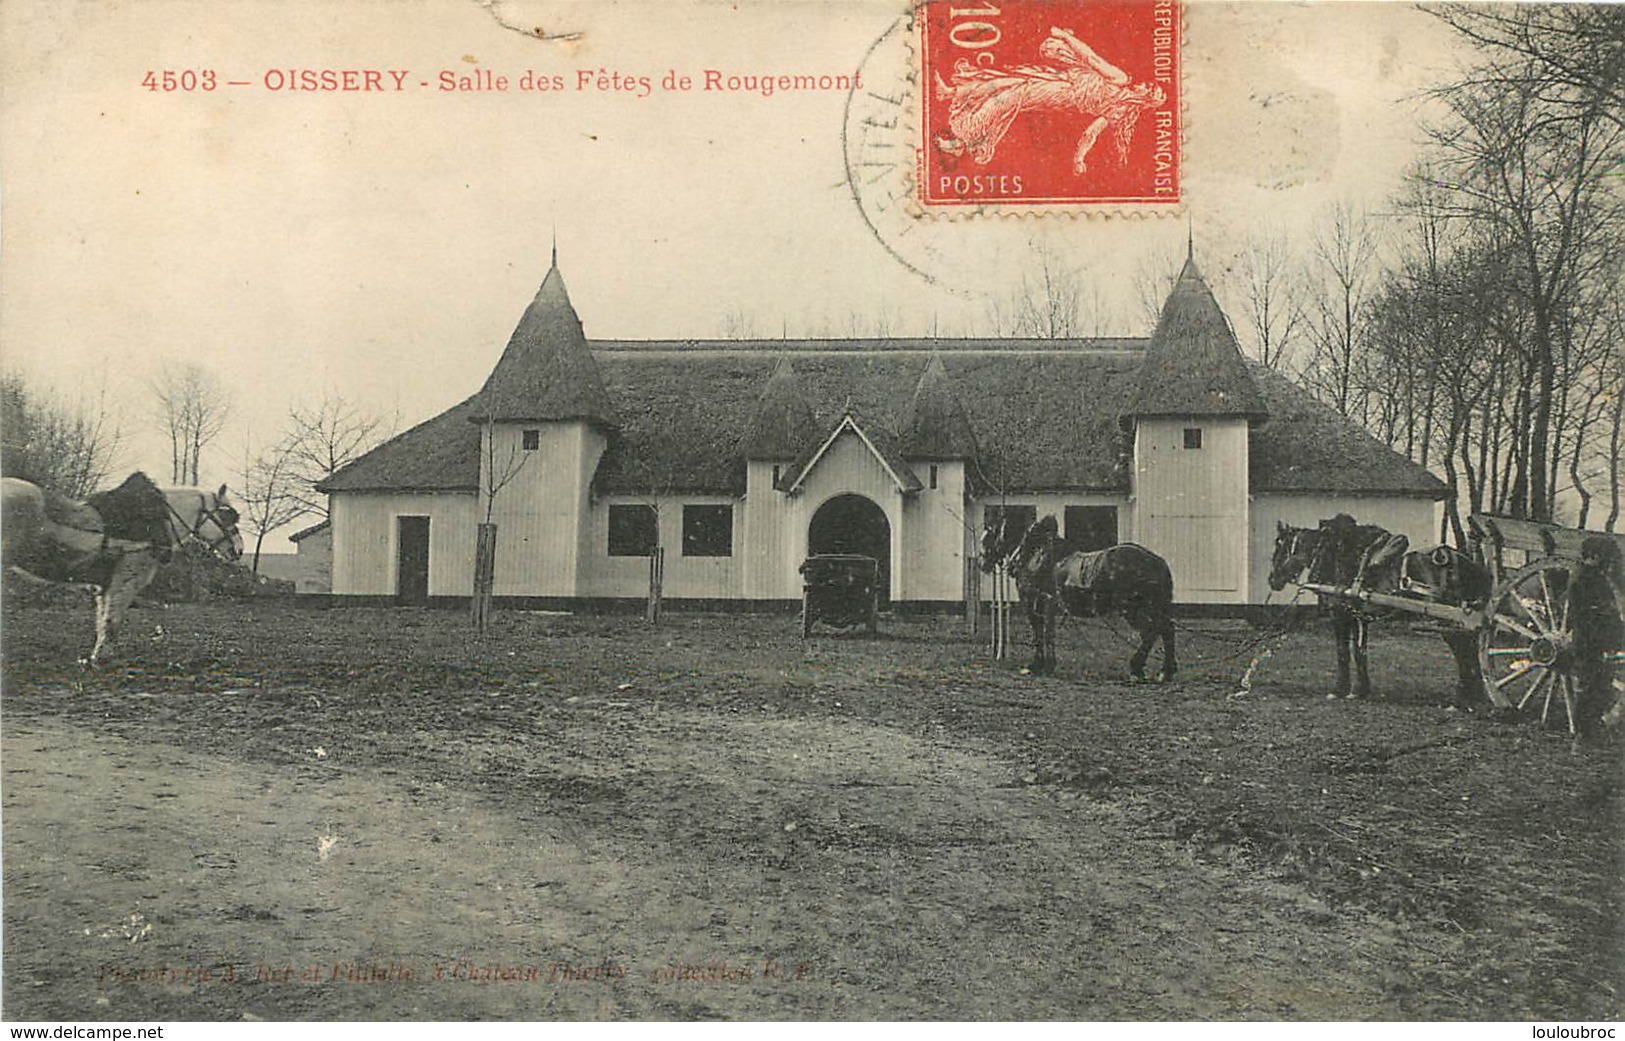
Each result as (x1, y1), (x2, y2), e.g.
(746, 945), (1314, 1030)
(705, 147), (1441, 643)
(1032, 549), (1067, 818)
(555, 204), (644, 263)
(918, 0), (1181, 210)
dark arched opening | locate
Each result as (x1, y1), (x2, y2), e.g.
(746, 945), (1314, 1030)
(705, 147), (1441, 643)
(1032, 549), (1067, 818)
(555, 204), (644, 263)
(808, 494), (891, 603)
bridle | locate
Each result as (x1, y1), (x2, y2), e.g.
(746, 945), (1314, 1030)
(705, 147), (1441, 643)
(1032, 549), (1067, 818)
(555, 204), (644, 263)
(165, 492), (241, 559)
(1271, 525), (1338, 590)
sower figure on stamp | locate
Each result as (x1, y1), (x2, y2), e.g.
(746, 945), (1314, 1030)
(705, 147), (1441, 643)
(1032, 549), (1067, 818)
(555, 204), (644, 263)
(934, 26), (1165, 175)
(1568, 536), (1623, 752)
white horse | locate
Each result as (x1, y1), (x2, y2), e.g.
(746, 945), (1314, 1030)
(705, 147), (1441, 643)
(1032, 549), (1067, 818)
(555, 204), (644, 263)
(2, 472), (244, 663)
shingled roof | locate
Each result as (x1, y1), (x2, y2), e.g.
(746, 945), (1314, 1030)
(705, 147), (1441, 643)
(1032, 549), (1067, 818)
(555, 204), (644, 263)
(320, 339), (1446, 500)
(318, 395), (481, 493)
(1248, 365), (1447, 498)
(470, 264), (617, 427)
(738, 356), (820, 460)
(901, 352), (979, 461)
(1129, 256), (1268, 420)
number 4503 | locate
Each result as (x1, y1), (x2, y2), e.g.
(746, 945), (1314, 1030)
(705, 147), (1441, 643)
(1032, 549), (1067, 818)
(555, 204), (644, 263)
(142, 70), (217, 91)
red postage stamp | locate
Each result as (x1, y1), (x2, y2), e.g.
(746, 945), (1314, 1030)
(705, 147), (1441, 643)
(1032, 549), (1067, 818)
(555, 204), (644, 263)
(918, 0), (1181, 209)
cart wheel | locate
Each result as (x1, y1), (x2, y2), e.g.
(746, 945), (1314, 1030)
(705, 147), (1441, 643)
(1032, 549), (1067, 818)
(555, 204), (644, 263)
(1477, 559), (1625, 733)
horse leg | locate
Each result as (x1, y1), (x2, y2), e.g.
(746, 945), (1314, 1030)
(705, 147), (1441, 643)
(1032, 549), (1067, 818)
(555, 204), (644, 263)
(1331, 610), (1352, 698)
(1127, 609), (1153, 681)
(1352, 616), (1373, 699)
(1444, 631), (1481, 709)
(89, 587), (111, 665)
(1025, 598), (1045, 675)
(93, 551), (159, 666)
(1159, 613), (1178, 682)
(1041, 600), (1059, 676)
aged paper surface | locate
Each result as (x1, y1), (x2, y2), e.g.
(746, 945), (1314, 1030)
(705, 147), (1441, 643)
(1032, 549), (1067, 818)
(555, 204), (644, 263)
(4, 0), (1614, 1030)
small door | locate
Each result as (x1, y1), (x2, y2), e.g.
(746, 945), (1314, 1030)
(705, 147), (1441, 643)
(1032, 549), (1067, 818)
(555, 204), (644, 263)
(396, 516), (430, 604)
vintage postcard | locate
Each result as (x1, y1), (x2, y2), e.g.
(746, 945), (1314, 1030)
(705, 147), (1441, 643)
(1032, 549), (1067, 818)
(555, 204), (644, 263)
(2, 0), (1621, 1030)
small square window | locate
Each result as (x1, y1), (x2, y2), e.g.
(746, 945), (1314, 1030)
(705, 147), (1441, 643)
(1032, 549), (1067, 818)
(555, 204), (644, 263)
(682, 504), (733, 557)
(522, 429), (540, 451)
(1183, 427), (1203, 449)
(608, 505), (658, 556)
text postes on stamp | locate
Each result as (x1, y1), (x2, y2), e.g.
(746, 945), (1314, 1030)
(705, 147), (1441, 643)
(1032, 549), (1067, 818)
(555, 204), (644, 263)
(918, 0), (1181, 209)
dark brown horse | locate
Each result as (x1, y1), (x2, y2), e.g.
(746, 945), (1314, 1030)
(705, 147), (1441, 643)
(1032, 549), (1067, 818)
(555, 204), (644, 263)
(2, 472), (243, 663)
(982, 513), (1176, 680)
(1268, 514), (1490, 704)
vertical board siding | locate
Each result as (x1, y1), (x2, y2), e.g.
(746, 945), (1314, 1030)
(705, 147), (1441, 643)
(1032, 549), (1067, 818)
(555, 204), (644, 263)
(482, 423), (605, 597)
(1134, 418), (1249, 602)
(330, 492), (477, 595)
(901, 461), (966, 602)
(740, 460), (799, 600)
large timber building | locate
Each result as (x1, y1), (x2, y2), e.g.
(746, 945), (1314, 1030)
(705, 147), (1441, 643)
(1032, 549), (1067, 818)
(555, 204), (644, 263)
(316, 253), (1447, 608)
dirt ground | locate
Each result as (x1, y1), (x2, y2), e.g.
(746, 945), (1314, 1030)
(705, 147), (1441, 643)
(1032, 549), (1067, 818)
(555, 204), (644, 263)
(1, 598), (1620, 1021)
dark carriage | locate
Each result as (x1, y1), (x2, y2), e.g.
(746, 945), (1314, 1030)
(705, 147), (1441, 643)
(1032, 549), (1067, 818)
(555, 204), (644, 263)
(799, 554), (880, 637)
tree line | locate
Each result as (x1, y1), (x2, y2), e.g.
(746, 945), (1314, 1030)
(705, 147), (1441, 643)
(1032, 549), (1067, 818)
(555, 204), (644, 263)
(980, 9), (1621, 534)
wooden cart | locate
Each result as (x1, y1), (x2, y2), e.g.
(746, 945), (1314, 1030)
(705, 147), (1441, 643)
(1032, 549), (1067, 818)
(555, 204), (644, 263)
(799, 554), (880, 637)
(1304, 514), (1625, 732)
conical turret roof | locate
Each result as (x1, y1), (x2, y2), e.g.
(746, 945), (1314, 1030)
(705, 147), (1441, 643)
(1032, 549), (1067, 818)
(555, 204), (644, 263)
(739, 356), (819, 460)
(901, 353), (979, 460)
(472, 263), (617, 426)
(1128, 256), (1267, 420)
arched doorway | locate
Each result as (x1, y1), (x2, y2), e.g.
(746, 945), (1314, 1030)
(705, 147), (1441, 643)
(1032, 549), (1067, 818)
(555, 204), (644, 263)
(808, 494), (891, 603)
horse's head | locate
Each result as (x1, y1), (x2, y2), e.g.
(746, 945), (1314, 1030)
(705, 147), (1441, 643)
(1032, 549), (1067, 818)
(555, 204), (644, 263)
(1268, 521), (1318, 592)
(981, 514), (1019, 573)
(164, 484), (244, 562)
(1003, 514), (1062, 580)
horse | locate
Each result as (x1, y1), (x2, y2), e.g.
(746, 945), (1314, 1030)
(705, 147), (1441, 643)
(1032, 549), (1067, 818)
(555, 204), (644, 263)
(1267, 514), (1490, 704)
(2, 472), (244, 663)
(981, 513), (1176, 681)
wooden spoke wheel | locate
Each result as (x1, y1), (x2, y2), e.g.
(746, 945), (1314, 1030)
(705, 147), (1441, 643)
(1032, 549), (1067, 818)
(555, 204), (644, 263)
(1477, 559), (1625, 733)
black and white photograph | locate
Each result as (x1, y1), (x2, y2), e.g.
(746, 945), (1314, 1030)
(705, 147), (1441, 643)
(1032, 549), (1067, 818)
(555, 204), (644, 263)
(1, 0), (1620, 1027)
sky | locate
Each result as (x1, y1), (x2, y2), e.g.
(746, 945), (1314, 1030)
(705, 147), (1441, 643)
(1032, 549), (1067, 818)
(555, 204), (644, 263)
(0, 0), (1467, 548)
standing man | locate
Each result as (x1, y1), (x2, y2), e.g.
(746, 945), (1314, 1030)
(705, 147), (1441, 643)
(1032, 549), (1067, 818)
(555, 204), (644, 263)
(1569, 536), (1623, 752)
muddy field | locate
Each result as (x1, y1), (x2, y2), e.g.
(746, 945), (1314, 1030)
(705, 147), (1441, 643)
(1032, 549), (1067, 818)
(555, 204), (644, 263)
(1, 597), (1620, 1022)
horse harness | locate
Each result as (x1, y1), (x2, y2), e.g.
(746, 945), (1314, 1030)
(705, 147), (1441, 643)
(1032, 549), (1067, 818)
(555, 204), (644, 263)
(164, 492), (239, 557)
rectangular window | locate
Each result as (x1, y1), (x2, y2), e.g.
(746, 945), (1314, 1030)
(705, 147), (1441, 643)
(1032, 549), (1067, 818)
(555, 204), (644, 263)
(608, 504), (658, 557)
(1183, 427), (1203, 450)
(983, 503), (1037, 539)
(1064, 505), (1119, 552)
(772, 464), (781, 486)
(682, 504), (733, 557)
(929, 464), (939, 490)
(522, 429), (540, 451)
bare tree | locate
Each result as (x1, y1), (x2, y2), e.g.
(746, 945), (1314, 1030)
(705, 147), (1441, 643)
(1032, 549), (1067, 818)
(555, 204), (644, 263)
(987, 242), (1092, 338)
(1301, 202), (1382, 421)
(282, 394), (392, 516)
(471, 410), (533, 632)
(1134, 243), (1184, 329)
(1432, 5), (1625, 129)
(236, 438), (311, 574)
(0, 370), (123, 497)
(721, 308), (758, 339)
(149, 361), (230, 485)
(1240, 229), (1308, 371)
(1423, 58), (1624, 520)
